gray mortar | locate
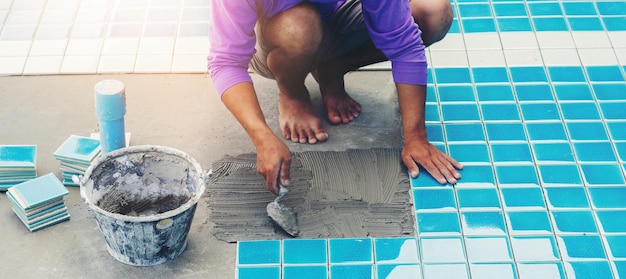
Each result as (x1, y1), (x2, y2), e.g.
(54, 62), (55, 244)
(208, 148), (415, 242)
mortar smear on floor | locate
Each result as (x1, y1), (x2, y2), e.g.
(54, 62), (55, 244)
(208, 148), (415, 242)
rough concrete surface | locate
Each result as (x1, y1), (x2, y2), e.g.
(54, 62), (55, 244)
(0, 71), (403, 278)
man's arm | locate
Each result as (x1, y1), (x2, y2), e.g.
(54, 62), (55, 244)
(221, 82), (291, 195)
(396, 83), (463, 184)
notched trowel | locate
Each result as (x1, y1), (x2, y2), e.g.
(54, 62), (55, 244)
(266, 185), (299, 236)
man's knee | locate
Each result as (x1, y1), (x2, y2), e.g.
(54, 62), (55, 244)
(411, 0), (453, 46)
(265, 3), (323, 55)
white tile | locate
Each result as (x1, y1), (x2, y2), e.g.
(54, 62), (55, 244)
(381, 265), (422, 279)
(504, 49), (543, 66)
(7, 10), (41, 25)
(23, 56), (63, 75)
(143, 23), (178, 37)
(174, 37), (209, 55)
(423, 264), (469, 279)
(65, 38), (103, 55)
(79, 0), (114, 9)
(469, 263), (516, 279)
(608, 31), (626, 48)
(60, 55), (99, 74)
(171, 54), (208, 73)
(108, 23), (143, 37)
(134, 54), (172, 73)
(34, 24), (71, 40)
(1, 25), (37, 40)
(70, 23), (107, 38)
(40, 9), (76, 24)
(0, 56), (26, 76)
(578, 48), (619, 65)
(112, 8), (147, 23)
(535, 32), (576, 49)
(430, 33), (466, 51)
(12, 0), (46, 10)
(517, 263), (564, 279)
(29, 39), (68, 56)
(511, 237), (559, 261)
(464, 33), (502, 50)
(0, 41), (33, 57)
(102, 38), (139, 55)
(615, 48), (626, 66)
(74, 9), (111, 24)
(181, 7), (211, 21)
(429, 50), (469, 67)
(467, 50), (506, 67)
(465, 238), (512, 262)
(540, 49), (581, 66)
(137, 37), (176, 55)
(572, 31), (612, 49)
(97, 55), (136, 73)
(46, 0), (80, 10)
(178, 22), (210, 37)
(0, 11), (7, 23)
(499, 32), (538, 50)
(359, 61), (391, 70)
(420, 237), (466, 263)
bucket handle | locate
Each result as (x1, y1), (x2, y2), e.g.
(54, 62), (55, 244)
(71, 174), (83, 186)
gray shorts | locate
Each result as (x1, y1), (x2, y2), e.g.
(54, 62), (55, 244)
(250, 0), (369, 79)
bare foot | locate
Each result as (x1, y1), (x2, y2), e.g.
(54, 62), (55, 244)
(278, 92), (329, 144)
(322, 91), (361, 124)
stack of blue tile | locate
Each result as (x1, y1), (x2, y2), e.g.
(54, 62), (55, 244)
(53, 135), (101, 186)
(0, 145), (37, 191)
(6, 173), (70, 232)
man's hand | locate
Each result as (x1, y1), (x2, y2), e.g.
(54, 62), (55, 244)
(402, 138), (463, 184)
(256, 135), (292, 195)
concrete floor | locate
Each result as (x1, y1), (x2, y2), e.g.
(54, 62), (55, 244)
(0, 71), (402, 278)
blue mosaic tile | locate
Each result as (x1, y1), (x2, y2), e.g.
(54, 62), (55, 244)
(485, 123), (526, 141)
(237, 266), (280, 279)
(526, 123), (568, 141)
(600, 102), (626, 120)
(592, 83), (626, 101)
(580, 164), (625, 185)
(566, 122), (609, 141)
(457, 188), (501, 210)
(528, 3), (563, 16)
(422, 264), (469, 279)
(476, 85), (515, 102)
(377, 264), (421, 279)
(481, 103), (520, 121)
(493, 3), (527, 16)
(568, 17), (604, 31)
(283, 239), (327, 265)
(510, 66), (548, 83)
(462, 18), (497, 32)
(329, 265), (373, 279)
(562, 2), (597, 16)
(558, 236), (607, 260)
(596, 210), (626, 233)
(458, 3), (492, 17)
(533, 17), (569, 31)
(434, 68), (471, 84)
(414, 188), (457, 211)
(374, 238), (419, 264)
(616, 142), (626, 162)
(552, 211), (598, 234)
(420, 237), (467, 263)
(511, 236), (560, 262)
(461, 211), (507, 235)
(417, 212), (462, 235)
(573, 142), (617, 162)
(517, 262), (566, 279)
(560, 102), (601, 120)
(441, 104), (481, 121)
(448, 143), (491, 163)
(426, 124), (444, 141)
(444, 123), (486, 142)
(564, 261), (613, 279)
(598, 196), (626, 225)
(548, 66), (587, 82)
(410, 170), (450, 187)
(605, 235), (626, 258)
(554, 84), (594, 101)
(237, 240), (280, 265)
(425, 105), (441, 122)
(491, 143), (533, 163)
(448, 19), (461, 33)
(497, 17), (532, 32)
(538, 164), (583, 185)
(456, 165), (496, 187)
(283, 266), (327, 279)
(506, 211), (554, 235)
(438, 85), (476, 102)
(501, 187), (546, 209)
(604, 17), (626, 31)
(329, 238), (372, 264)
(515, 84), (554, 101)
(597, 2), (626, 15)
(616, 261), (626, 278)
(544, 187), (590, 209)
(532, 143), (575, 162)
(465, 237), (512, 262)
(608, 122), (626, 140)
(586, 65), (625, 82)
(472, 68), (510, 83)
(427, 85), (437, 103)
(520, 103), (561, 121)
(496, 165), (539, 187)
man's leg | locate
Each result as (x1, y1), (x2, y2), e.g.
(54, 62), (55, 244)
(263, 3), (329, 144)
(314, 0), (453, 124)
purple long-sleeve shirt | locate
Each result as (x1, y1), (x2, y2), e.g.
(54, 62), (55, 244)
(207, 0), (427, 97)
